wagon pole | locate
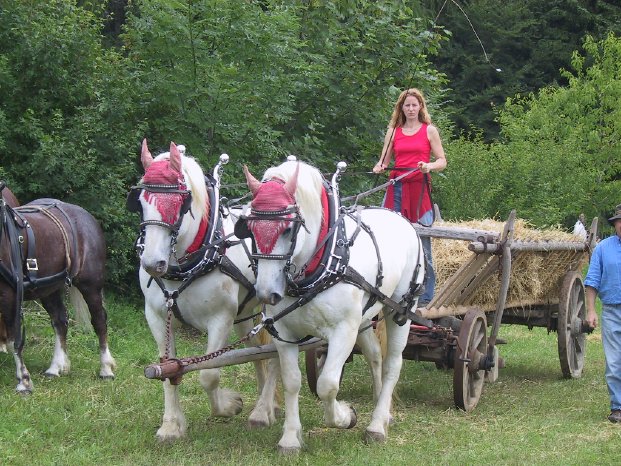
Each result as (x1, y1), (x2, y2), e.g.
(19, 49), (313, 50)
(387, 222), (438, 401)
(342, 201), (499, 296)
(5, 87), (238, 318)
(144, 338), (325, 381)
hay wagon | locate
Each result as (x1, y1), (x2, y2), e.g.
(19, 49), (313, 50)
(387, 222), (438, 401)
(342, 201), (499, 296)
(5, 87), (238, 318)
(305, 210), (598, 412)
(142, 157), (597, 414)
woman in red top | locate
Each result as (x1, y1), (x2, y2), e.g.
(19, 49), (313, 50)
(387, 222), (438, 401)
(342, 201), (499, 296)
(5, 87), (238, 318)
(372, 88), (447, 306)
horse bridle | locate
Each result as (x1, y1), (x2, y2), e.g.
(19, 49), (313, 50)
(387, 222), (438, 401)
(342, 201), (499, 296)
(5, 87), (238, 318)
(126, 182), (193, 255)
(234, 204), (307, 277)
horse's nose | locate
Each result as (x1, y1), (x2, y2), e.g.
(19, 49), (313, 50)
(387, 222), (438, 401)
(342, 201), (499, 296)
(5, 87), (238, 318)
(257, 291), (282, 305)
(142, 260), (168, 277)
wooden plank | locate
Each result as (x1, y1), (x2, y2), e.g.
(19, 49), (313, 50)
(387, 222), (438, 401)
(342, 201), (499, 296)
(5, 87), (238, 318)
(455, 255), (500, 304)
(429, 252), (491, 308)
(413, 224), (500, 242)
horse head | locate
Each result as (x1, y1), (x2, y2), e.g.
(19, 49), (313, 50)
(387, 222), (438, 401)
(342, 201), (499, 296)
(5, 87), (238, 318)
(242, 161), (323, 304)
(136, 139), (208, 277)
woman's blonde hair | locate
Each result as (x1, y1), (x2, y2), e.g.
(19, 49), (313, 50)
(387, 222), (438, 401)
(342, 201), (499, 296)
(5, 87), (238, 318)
(388, 88), (432, 128)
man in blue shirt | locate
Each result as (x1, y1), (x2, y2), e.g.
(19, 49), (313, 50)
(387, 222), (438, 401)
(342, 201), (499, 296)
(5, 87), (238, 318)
(585, 204), (621, 423)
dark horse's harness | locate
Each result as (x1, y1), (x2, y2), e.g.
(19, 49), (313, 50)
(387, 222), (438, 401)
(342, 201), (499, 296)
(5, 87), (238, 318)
(0, 189), (78, 351)
(127, 158), (255, 328)
(233, 163), (431, 345)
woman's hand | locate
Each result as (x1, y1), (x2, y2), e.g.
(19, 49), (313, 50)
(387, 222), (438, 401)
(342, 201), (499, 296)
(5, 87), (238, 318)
(418, 161), (431, 173)
(373, 163), (385, 174)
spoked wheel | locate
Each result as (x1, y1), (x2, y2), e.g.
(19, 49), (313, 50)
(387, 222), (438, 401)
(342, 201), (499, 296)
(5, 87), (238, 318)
(453, 309), (488, 412)
(305, 345), (326, 397)
(305, 344), (348, 397)
(558, 271), (587, 378)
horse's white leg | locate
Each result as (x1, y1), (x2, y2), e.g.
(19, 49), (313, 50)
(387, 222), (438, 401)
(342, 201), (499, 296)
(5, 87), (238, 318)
(317, 329), (358, 430)
(44, 332), (71, 377)
(356, 327), (383, 403)
(248, 357), (281, 428)
(275, 341), (303, 453)
(365, 316), (410, 443)
(243, 322), (280, 428)
(99, 346), (116, 379)
(198, 317), (243, 418)
(10, 341), (33, 394)
(145, 306), (186, 441)
(40, 293), (71, 377)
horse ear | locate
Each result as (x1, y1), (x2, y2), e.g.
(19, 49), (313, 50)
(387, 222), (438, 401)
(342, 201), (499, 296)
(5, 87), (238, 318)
(284, 162), (299, 198)
(141, 138), (154, 170)
(243, 165), (262, 196)
(169, 142), (182, 173)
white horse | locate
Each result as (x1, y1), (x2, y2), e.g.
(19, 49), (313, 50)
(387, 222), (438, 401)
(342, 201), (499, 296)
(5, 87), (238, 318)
(133, 140), (279, 441)
(241, 160), (426, 452)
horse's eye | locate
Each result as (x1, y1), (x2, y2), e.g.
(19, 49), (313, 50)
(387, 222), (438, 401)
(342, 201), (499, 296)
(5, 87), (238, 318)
(283, 227), (292, 237)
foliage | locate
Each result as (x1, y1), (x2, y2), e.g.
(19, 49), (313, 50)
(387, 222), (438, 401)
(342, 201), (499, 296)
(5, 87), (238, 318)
(436, 33), (621, 230)
(123, 0), (448, 195)
(0, 0), (143, 290)
(428, 0), (621, 140)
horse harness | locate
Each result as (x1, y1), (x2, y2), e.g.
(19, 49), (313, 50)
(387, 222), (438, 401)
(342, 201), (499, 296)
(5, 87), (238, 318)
(234, 174), (431, 345)
(0, 199), (79, 351)
(127, 173), (256, 328)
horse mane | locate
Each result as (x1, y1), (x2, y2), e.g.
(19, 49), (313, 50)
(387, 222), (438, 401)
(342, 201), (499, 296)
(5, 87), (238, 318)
(147, 150), (209, 221)
(263, 161), (324, 229)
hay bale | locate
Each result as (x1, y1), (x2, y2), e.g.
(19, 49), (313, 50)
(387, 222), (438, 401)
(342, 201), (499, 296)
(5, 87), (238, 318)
(431, 219), (587, 310)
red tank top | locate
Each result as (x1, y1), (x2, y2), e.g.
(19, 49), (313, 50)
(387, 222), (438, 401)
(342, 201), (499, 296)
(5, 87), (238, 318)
(384, 124), (432, 222)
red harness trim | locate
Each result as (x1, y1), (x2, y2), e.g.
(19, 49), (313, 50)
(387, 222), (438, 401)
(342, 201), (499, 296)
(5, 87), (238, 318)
(304, 187), (329, 276)
(186, 215), (208, 254)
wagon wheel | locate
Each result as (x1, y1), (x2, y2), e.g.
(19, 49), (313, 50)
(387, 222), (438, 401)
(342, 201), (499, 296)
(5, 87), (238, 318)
(305, 345), (327, 396)
(558, 271), (587, 379)
(453, 309), (487, 412)
(305, 345), (347, 397)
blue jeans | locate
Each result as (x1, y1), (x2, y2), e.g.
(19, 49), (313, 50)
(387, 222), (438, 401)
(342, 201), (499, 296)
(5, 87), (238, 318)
(418, 210), (435, 303)
(391, 182), (435, 303)
(602, 304), (621, 410)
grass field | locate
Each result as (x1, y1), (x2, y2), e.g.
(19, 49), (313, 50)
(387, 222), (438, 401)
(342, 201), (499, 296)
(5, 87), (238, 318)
(1, 294), (619, 466)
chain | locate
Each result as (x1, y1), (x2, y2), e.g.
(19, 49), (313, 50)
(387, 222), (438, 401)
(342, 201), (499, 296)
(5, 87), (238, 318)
(159, 306), (265, 368)
(164, 298), (174, 360)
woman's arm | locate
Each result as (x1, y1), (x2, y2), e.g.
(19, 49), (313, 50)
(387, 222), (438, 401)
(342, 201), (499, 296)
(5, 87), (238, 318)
(419, 125), (447, 173)
(373, 128), (395, 173)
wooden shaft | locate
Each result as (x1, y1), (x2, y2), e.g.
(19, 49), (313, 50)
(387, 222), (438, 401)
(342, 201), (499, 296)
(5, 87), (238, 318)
(469, 240), (587, 254)
(412, 224), (499, 242)
(144, 337), (325, 379)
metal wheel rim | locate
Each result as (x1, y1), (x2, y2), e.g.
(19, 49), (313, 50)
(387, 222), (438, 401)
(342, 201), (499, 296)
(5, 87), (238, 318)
(558, 272), (586, 378)
(453, 309), (487, 412)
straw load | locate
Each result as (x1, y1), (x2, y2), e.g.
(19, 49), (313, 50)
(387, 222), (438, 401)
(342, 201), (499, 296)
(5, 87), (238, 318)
(430, 219), (588, 311)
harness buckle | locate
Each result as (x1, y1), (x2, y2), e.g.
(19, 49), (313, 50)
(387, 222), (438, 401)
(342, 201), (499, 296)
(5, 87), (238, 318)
(26, 258), (38, 271)
(18, 235), (24, 244)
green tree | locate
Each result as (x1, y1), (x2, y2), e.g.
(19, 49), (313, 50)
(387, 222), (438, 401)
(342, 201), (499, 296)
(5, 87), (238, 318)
(436, 34), (621, 230)
(428, 0), (621, 141)
(0, 0), (143, 290)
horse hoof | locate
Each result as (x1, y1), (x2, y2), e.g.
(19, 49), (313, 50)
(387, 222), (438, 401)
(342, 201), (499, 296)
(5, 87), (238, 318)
(43, 371), (60, 379)
(16, 388), (33, 396)
(348, 406), (358, 429)
(364, 429), (386, 444)
(99, 374), (115, 381)
(277, 445), (301, 455)
(248, 418), (270, 429)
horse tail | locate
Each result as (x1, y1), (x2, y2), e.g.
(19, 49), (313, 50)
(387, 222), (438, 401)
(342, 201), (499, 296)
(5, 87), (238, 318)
(374, 313), (401, 404)
(374, 313), (387, 359)
(68, 286), (93, 332)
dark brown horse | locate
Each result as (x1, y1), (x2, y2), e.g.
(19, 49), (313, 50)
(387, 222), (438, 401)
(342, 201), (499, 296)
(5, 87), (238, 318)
(0, 183), (19, 351)
(0, 186), (116, 393)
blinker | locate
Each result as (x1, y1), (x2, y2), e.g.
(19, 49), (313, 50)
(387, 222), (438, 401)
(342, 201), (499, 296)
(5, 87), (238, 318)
(234, 216), (252, 239)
